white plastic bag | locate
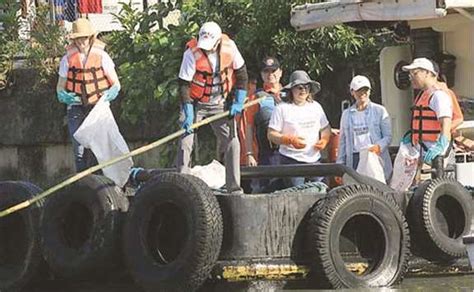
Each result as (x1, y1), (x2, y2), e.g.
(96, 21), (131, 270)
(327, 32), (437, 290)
(356, 149), (386, 183)
(189, 160), (225, 189)
(73, 100), (133, 187)
(390, 143), (420, 191)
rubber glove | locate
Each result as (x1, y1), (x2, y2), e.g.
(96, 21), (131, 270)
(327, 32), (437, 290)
(314, 137), (329, 151)
(230, 89), (247, 117)
(57, 90), (81, 105)
(401, 132), (413, 145)
(424, 134), (449, 163)
(368, 144), (381, 155)
(258, 95), (275, 110)
(102, 84), (121, 102)
(182, 102), (194, 134)
(281, 135), (306, 149)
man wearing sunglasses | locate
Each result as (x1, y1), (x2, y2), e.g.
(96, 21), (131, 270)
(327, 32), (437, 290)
(337, 75), (393, 180)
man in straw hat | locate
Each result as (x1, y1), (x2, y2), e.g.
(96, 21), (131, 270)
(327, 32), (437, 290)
(56, 18), (121, 172)
(176, 21), (248, 193)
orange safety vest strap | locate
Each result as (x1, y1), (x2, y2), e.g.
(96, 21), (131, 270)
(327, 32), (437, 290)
(187, 34), (235, 102)
(65, 41), (111, 105)
(411, 91), (441, 144)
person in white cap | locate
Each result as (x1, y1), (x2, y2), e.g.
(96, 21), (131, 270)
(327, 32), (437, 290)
(337, 75), (393, 180)
(56, 18), (121, 172)
(176, 21), (248, 193)
(401, 57), (454, 166)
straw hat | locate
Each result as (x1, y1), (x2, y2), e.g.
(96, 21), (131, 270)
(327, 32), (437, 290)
(70, 18), (96, 39)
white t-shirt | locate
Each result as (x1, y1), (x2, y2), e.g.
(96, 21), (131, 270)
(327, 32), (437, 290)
(429, 90), (452, 119)
(269, 101), (329, 163)
(178, 39), (245, 104)
(352, 110), (371, 153)
(58, 50), (116, 78)
(422, 89), (453, 149)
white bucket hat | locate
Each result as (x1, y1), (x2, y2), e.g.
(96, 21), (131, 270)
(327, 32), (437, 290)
(402, 58), (437, 75)
(197, 22), (222, 51)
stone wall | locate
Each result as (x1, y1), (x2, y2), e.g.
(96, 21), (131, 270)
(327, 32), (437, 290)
(0, 68), (176, 188)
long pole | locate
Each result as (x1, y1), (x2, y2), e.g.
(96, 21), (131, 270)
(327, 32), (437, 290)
(0, 97), (265, 217)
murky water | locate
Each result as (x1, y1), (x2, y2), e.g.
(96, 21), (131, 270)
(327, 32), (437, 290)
(26, 273), (474, 292)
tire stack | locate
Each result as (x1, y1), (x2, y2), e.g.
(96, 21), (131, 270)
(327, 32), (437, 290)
(406, 177), (473, 262)
(0, 181), (44, 291)
(123, 173), (223, 292)
(305, 184), (411, 289)
(40, 175), (129, 280)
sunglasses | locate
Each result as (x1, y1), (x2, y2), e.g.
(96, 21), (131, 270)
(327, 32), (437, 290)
(293, 84), (310, 91)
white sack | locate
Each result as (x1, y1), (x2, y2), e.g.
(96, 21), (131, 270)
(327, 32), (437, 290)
(190, 160), (226, 189)
(73, 100), (133, 187)
(390, 143), (420, 191)
(356, 149), (386, 184)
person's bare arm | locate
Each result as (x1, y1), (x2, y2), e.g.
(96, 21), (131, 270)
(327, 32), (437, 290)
(440, 117), (452, 140)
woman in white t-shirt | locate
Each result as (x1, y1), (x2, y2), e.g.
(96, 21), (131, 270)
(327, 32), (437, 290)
(268, 70), (331, 187)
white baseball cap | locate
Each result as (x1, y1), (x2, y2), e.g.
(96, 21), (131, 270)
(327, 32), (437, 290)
(402, 58), (437, 75)
(350, 75), (371, 91)
(197, 22), (222, 50)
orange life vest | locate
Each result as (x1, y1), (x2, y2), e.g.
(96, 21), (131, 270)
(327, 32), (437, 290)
(186, 34), (235, 103)
(411, 88), (463, 145)
(65, 40), (112, 105)
(446, 88), (464, 131)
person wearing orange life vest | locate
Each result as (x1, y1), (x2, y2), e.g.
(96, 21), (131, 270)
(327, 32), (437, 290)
(176, 21), (248, 193)
(401, 58), (460, 165)
(56, 18), (121, 172)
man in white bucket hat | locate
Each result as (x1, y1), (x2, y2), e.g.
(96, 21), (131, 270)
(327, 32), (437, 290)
(56, 18), (121, 172)
(176, 21), (248, 193)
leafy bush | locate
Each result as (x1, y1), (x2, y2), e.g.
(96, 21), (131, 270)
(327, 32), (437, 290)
(25, 4), (67, 87)
(0, 0), (23, 91)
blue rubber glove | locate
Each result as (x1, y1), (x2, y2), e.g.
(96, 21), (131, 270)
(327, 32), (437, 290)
(424, 134), (449, 163)
(182, 102), (194, 134)
(230, 89), (247, 117)
(401, 132), (412, 145)
(57, 90), (81, 105)
(258, 94), (275, 110)
(102, 84), (120, 102)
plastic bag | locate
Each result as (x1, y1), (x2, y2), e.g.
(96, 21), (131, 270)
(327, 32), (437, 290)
(389, 143), (420, 191)
(189, 160), (225, 189)
(356, 149), (386, 183)
(73, 100), (133, 187)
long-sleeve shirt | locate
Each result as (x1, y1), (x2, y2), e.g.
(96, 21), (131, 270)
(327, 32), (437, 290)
(337, 101), (393, 180)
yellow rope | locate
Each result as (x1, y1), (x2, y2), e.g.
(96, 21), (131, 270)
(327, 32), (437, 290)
(0, 97), (265, 217)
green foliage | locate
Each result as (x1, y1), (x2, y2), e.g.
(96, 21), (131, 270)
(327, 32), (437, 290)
(108, 0), (393, 165)
(24, 5), (68, 87)
(0, 0), (23, 90)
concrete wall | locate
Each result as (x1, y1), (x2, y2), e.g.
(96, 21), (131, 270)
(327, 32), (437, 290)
(444, 21), (474, 99)
(0, 68), (175, 188)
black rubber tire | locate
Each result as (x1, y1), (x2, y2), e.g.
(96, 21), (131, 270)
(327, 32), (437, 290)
(0, 181), (44, 292)
(40, 175), (128, 279)
(306, 184), (410, 289)
(123, 173), (223, 292)
(407, 177), (472, 262)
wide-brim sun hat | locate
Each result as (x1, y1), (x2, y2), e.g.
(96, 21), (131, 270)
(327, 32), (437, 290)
(197, 21), (222, 51)
(283, 70), (321, 94)
(69, 18), (96, 39)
